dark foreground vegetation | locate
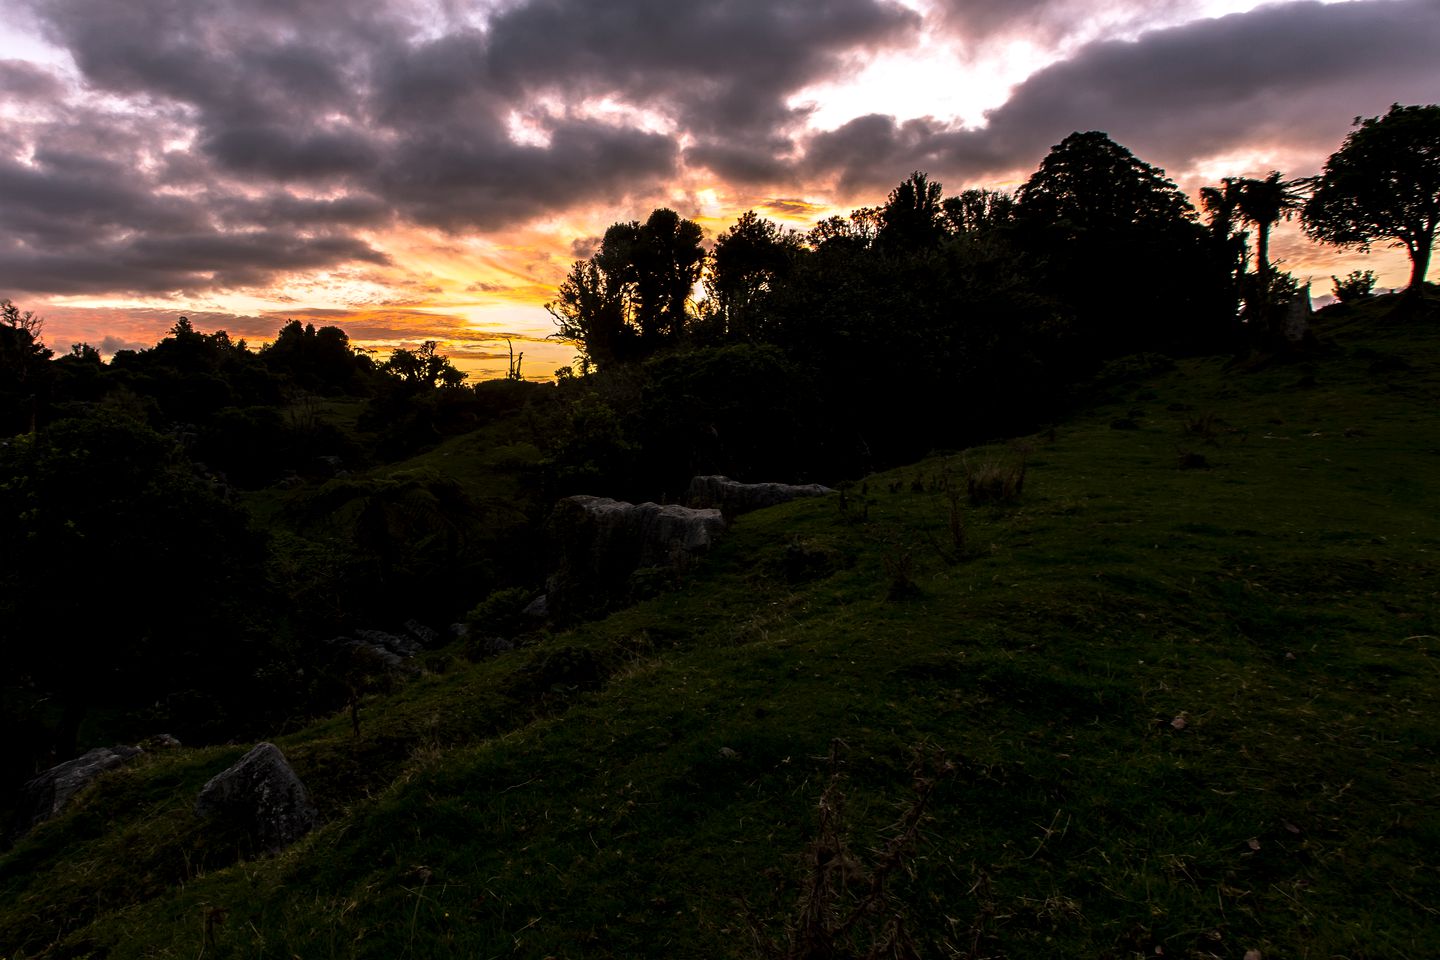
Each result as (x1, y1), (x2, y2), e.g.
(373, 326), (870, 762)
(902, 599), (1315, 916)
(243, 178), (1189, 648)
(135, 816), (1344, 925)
(1, 108), (1438, 957)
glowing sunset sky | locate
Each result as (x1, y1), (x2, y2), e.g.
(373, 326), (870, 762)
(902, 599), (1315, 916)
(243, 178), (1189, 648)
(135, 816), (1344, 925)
(2, 0), (1437, 379)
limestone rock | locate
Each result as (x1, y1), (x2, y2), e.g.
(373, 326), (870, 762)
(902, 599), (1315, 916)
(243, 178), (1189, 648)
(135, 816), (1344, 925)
(403, 619), (441, 647)
(547, 496), (725, 618)
(195, 742), (318, 852)
(355, 628), (421, 658)
(685, 476), (832, 516)
(10, 745), (142, 843)
(522, 594), (549, 620)
(1282, 283), (1314, 345)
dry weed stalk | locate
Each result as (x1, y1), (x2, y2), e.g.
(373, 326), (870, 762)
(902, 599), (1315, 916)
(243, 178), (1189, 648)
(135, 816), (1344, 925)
(751, 740), (955, 960)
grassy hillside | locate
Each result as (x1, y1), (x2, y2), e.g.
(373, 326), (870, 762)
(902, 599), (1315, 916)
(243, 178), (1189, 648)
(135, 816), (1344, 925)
(3, 297), (1437, 959)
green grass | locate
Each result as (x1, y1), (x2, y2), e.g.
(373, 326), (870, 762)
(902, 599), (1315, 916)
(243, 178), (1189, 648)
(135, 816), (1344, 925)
(3, 297), (1438, 958)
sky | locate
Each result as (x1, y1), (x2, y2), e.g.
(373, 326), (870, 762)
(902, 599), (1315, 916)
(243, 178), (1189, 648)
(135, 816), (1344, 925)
(2, 0), (1438, 379)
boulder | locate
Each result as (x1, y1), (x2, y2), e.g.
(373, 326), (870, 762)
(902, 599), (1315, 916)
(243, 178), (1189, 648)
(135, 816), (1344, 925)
(402, 619), (441, 647)
(522, 594), (549, 620)
(195, 742), (318, 853)
(547, 496), (725, 618)
(326, 632), (413, 675)
(10, 745), (143, 843)
(685, 476), (833, 516)
(1282, 283), (1314, 345)
(355, 628), (421, 658)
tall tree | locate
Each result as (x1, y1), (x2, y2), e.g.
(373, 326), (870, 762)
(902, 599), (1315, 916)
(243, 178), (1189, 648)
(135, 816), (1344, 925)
(941, 188), (1016, 237)
(1304, 103), (1440, 297)
(1200, 177), (1249, 319)
(1234, 172), (1306, 300)
(706, 211), (802, 339)
(548, 208), (704, 366)
(0, 300), (53, 435)
(1016, 131), (1222, 357)
(878, 171), (945, 250)
(382, 341), (465, 389)
(1017, 131), (1196, 236)
(548, 258), (630, 369)
(631, 208), (705, 345)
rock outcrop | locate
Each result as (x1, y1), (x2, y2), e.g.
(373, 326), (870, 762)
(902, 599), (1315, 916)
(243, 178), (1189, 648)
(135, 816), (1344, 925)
(195, 742), (318, 853)
(326, 628), (422, 675)
(547, 496), (725, 618)
(9, 745), (143, 843)
(1282, 283), (1314, 345)
(685, 476), (833, 516)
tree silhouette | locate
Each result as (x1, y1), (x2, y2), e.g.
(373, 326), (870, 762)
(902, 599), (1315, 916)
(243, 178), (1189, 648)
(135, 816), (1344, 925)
(261, 320), (372, 394)
(0, 300), (53, 435)
(549, 208), (704, 366)
(1200, 178), (1249, 320)
(941, 189), (1015, 236)
(382, 340), (465, 389)
(1304, 103), (1440, 297)
(878, 171), (945, 251)
(1233, 171), (1306, 318)
(549, 257), (631, 369)
(1016, 131), (1220, 356)
(706, 211), (802, 339)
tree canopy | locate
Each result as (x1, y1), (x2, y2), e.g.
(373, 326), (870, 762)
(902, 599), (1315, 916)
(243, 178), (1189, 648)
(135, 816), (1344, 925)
(1016, 131), (1225, 356)
(550, 208), (705, 368)
(1303, 103), (1440, 294)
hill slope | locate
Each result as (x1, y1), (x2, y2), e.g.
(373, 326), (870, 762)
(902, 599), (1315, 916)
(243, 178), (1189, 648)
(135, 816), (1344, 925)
(3, 298), (1438, 959)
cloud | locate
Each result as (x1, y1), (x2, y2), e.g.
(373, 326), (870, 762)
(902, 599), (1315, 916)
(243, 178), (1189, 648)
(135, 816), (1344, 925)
(0, 226), (390, 297)
(98, 335), (150, 354)
(759, 198), (830, 218)
(0, 58), (64, 99)
(932, 0), (1198, 49)
(800, 0), (1440, 191)
(975, 0), (1440, 174)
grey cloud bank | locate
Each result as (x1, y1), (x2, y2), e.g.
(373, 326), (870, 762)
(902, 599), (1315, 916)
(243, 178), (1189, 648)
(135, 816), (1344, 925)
(1, 0), (1435, 299)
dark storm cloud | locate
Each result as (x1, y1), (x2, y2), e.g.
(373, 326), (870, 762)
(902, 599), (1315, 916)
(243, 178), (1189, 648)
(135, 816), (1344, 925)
(978, 0), (1440, 172)
(15, 0), (1434, 304)
(375, 119), (681, 230)
(482, 0), (919, 134)
(200, 124), (384, 180)
(12, 0), (918, 298)
(0, 229), (389, 296)
(0, 153), (207, 247)
(218, 192), (393, 230)
(0, 59), (64, 99)
(803, 0), (1440, 192)
(373, 0), (920, 187)
(934, 0), (1193, 47)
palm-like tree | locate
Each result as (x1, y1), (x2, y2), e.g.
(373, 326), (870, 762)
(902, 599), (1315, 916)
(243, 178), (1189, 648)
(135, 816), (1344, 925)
(1235, 172), (1306, 293)
(1201, 178), (1249, 317)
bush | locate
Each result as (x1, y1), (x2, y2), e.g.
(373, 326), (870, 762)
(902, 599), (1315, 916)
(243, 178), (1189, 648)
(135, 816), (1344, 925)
(964, 454), (1027, 504)
(464, 587), (535, 640)
(1332, 269), (1377, 304)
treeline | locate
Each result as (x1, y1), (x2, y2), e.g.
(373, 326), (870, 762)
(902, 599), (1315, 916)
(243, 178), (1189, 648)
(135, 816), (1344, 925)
(542, 104), (1440, 495)
(546, 134), (1238, 494)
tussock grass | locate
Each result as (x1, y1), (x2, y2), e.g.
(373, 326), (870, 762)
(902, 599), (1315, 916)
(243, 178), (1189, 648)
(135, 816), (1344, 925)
(3, 295), (1439, 958)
